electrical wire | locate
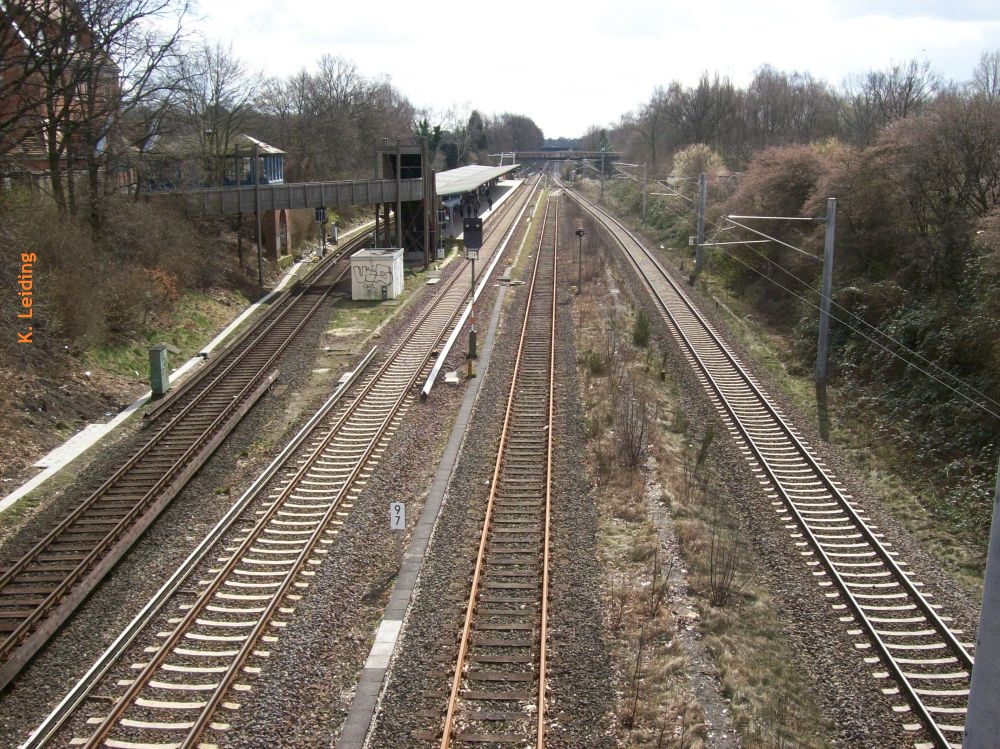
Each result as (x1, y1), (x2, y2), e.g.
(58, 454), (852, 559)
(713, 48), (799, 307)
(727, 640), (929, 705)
(723, 217), (823, 261)
(694, 216), (1000, 419)
(702, 211), (1000, 414)
(612, 169), (1000, 416)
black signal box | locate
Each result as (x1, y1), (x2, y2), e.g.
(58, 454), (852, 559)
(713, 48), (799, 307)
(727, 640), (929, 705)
(463, 218), (483, 249)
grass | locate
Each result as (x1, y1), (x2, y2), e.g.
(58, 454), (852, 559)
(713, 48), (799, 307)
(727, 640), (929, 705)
(88, 288), (251, 380)
(576, 253), (834, 749)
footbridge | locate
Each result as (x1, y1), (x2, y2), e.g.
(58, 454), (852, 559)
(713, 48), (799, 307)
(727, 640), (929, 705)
(499, 150), (620, 161)
(186, 177), (424, 216)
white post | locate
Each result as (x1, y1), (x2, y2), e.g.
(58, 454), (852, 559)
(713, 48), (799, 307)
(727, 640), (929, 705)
(600, 149), (605, 200)
(964, 457), (1000, 748)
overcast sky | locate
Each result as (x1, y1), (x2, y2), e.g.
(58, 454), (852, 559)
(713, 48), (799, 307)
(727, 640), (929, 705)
(190, 0), (1000, 139)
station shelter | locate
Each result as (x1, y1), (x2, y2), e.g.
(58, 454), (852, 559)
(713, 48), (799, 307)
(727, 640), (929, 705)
(436, 164), (520, 242)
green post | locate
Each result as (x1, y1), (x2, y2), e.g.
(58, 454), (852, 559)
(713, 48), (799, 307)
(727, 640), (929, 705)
(149, 344), (169, 397)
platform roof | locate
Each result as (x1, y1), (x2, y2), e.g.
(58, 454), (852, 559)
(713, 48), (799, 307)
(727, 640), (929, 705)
(436, 164), (519, 196)
(225, 134), (285, 156)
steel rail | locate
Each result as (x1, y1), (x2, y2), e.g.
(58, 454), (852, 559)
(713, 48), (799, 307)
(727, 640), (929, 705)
(19, 348), (378, 749)
(537, 190), (557, 747)
(569, 186), (971, 748)
(440, 189), (558, 748)
(81, 341), (417, 749)
(142, 232), (367, 425)
(0, 233), (371, 692)
(58, 203), (512, 748)
(78, 310), (443, 745)
(0, 274), (328, 649)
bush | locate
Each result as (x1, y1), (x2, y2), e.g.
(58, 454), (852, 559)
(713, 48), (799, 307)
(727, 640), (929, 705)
(633, 309), (650, 347)
(0, 191), (241, 357)
(586, 349), (607, 375)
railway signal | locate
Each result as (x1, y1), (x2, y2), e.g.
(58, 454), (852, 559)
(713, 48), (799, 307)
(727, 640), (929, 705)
(575, 227), (586, 294)
(315, 206), (327, 257)
(464, 218), (483, 365)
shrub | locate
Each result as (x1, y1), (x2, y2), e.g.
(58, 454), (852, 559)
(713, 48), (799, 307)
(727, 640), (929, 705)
(633, 309), (650, 347)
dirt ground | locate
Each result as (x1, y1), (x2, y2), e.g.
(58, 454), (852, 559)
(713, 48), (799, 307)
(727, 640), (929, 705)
(0, 358), (141, 487)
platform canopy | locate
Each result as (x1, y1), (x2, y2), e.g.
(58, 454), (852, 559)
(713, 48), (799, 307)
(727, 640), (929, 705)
(225, 133), (285, 156)
(435, 164), (519, 197)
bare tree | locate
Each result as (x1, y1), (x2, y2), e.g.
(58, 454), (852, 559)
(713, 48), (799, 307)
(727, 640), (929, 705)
(670, 73), (740, 152)
(177, 40), (260, 186)
(841, 59), (941, 146)
(251, 56), (412, 181)
(708, 491), (742, 607)
(0, 0), (68, 160)
(634, 85), (675, 176)
(743, 65), (840, 154)
(971, 49), (1000, 101)
(78, 0), (190, 230)
(615, 376), (650, 468)
(0, 0), (188, 227)
(486, 112), (543, 152)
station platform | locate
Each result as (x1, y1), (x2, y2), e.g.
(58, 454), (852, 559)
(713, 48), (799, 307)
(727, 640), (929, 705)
(442, 179), (520, 240)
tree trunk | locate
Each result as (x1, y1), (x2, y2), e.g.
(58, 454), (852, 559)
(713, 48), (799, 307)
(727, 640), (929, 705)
(87, 148), (102, 238)
(47, 128), (67, 215)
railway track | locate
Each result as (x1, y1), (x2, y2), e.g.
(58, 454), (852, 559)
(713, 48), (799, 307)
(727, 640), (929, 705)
(25, 178), (539, 748)
(0, 232), (369, 693)
(569, 187), (972, 749)
(437, 190), (559, 748)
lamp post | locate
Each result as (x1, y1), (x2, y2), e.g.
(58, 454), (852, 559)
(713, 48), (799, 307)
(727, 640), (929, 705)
(575, 227), (586, 294)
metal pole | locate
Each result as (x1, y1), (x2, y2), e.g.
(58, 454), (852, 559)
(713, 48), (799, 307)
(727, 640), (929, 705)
(815, 197), (836, 386)
(469, 256), (477, 359)
(395, 139), (402, 249)
(577, 233), (582, 293)
(965, 456), (1000, 749)
(600, 150), (605, 200)
(642, 163), (647, 222)
(253, 143), (263, 286)
(422, 141), (430, 268)
(694, 172), (706, 277)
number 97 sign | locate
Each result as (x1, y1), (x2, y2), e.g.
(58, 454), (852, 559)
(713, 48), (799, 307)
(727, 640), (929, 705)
(389, 502), (405, 530)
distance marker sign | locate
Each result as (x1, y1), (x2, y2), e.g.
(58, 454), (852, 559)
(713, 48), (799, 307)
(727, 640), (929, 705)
(389, 502), (405, 530)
